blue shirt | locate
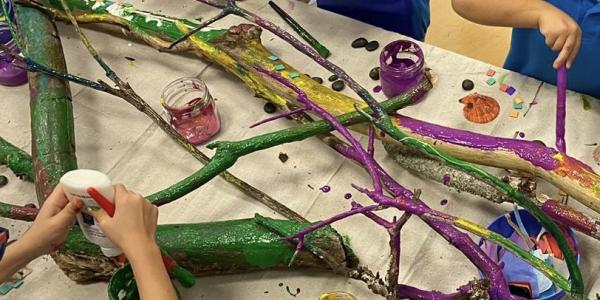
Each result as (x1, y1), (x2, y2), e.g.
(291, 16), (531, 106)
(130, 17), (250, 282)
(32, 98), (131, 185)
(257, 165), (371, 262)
(504, 0), (600, 99)
(316, 0), (431, 41)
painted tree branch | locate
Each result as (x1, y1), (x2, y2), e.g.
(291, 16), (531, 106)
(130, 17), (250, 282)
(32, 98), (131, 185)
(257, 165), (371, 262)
(0, 136), (34, 181)
(25, 0), (600, 217)
(16, 3), (78, 206)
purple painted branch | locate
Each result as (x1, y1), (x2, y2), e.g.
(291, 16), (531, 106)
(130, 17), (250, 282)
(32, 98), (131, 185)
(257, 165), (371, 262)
(351, 201), (393, 229)
(556, 66), (567, 153)
(256, 67), (383, 194)
(249, 107), (309, 128)
(368, 126), (375, 157)
(252, 60), (514, 299)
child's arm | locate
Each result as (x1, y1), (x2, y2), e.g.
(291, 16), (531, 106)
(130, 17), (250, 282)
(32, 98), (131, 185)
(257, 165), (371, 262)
(88, 184), (177, 300)
(0, 185), (84, 283)
(452, 0), (581, 69)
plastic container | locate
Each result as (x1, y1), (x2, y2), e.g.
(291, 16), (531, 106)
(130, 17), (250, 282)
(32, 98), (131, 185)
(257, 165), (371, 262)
(479, 209), (580, 300)
(161, 78), (220, 145)
(0, 1), (28, 86)
(379, 40), (425, 98)
(60, 169), (122, 257)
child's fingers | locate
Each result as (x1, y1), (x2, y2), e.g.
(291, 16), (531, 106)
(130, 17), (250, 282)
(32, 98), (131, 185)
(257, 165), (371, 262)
(113, 184), (129, 207)
(551, 34), (567, 52)
(86, 208), (109, 225)
(38, 184), (69, 218)
(53, 198), (84, 225)
(553, 36), (574, 69)
(566, 32), (582, 69)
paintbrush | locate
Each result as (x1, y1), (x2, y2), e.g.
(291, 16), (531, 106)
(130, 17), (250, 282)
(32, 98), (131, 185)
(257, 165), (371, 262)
(87, 187), (196, 288)
(268, 1), (331, 58)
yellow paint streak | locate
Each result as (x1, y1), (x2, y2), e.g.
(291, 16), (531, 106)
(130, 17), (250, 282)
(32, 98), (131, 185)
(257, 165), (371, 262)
(454, 219), (491, 239)
(175, 21), (287, 106)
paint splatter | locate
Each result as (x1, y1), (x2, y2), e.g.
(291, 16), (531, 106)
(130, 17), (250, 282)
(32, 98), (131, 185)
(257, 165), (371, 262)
(278, 152), (289, 163)
(440, 199), (448, 206)
(518, 132), (525, 138)
(307, 184), (314, 190)
(320, 185), (331, 193)
(582, 95), (593, 111)
(442, 174), (452, 185)
(124, 56), (136, 61)
(278, 282), (284, 287)
(285, 285), (301, 297)
(344, 193), (352, 199)
(373, 85), (382, 93)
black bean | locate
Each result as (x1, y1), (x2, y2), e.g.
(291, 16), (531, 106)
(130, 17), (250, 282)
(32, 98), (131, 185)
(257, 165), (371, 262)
(0, 175), (7, 187)
(351, 37), (368, 48)
(332, 80), (345, 91)
(365, 41), (380, 52)
(328, 74), (338, 82)
(462, 79), (474, 91)
(311, 77), (323, 84)
(263, 102), (277, 114)
(369, 67), (380, 80)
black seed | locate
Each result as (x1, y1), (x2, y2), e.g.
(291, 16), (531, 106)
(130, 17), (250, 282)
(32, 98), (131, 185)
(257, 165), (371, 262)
(328, 74), (338, 82)
(462, 79), (474, 91)
(365, 41), (380, 52)
(351, 37), (368, 48)
(369, 67), (380, 80)
(278, 152), (289, 163)
(332, 80), (345, 91)
(0, 175), (7, 187)
(263, 102), (277, 114)
(24, 203), (37, 209)
(311, 77), (323, 84)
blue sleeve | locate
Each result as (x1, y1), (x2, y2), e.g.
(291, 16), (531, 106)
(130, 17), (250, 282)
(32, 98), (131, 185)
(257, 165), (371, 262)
(317, 0), (430, 41)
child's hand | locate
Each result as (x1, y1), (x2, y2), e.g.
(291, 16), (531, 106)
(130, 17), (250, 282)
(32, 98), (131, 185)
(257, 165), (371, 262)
(537, 7), (581, 69)
(87, 184), (158, 255)
(20, 184), (84, 258)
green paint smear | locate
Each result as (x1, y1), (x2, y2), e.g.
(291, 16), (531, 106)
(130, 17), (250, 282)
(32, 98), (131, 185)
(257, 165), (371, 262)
(582, 95), (593, 111)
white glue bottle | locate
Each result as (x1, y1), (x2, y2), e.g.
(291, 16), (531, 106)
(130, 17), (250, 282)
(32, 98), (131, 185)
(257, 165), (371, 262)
(60, 169), (122, 257)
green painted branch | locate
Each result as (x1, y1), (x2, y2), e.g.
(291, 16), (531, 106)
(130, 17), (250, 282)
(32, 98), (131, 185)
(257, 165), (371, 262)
(148, 93), (418, 205)
(15, 4), (77, 204)
(54, 214), (357, 283)
(0, 136), (34, 181)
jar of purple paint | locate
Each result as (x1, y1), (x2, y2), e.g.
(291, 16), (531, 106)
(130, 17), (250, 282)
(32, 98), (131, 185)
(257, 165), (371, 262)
(0, 1), (27, 86)
(379, 40), (424, 98)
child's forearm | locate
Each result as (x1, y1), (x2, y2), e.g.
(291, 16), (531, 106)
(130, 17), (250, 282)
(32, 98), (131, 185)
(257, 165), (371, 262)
(451, 0), (552, 28)
(0, 239), (38, 283)
(127, 244), (177, 300)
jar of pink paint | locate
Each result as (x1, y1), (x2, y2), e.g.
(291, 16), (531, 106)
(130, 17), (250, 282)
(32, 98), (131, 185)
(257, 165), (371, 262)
(161, 78), (220, 145)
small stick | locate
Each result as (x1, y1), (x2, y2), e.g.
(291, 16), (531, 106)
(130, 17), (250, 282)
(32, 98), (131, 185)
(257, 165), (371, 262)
(267, 1), (331, 58)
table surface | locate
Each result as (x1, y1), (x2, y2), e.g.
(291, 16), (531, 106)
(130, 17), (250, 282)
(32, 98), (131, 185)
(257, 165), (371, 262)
(1, 1), (599, 299)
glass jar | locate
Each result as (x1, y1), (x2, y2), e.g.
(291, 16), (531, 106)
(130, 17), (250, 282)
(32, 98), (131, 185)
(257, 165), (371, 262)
(0, 1), (27, 86)
(161, 78), (220, 145)
(379, 40), (425, 98)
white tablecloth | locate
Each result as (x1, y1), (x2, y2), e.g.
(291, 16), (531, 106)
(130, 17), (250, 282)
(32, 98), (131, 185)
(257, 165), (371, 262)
(1, 1), (599, 299)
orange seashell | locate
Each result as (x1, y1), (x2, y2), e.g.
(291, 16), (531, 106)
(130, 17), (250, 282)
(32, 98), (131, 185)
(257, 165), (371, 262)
(459, 93), (500, 124)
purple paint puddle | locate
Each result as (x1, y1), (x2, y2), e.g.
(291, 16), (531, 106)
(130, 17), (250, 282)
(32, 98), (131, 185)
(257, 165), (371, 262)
(442, 174), (452, 185)
(344, 193), (352, 199)
(440, 199), (448, 206)
(320, 185), (331, 193)
(373, 85), (382, 93)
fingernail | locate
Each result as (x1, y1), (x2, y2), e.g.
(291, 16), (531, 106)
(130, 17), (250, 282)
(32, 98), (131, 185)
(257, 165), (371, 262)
(73, 199), (84, 212)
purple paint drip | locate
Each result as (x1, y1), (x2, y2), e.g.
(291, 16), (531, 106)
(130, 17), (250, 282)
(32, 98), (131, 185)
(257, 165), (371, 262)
(556, 66), (567, 153)
(344, 193), (352, 199)
(319, 185), (331, 193)
(442, 174), (452, 185)
(372, 85), (382, 93)
(395, 114), (560, 170)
